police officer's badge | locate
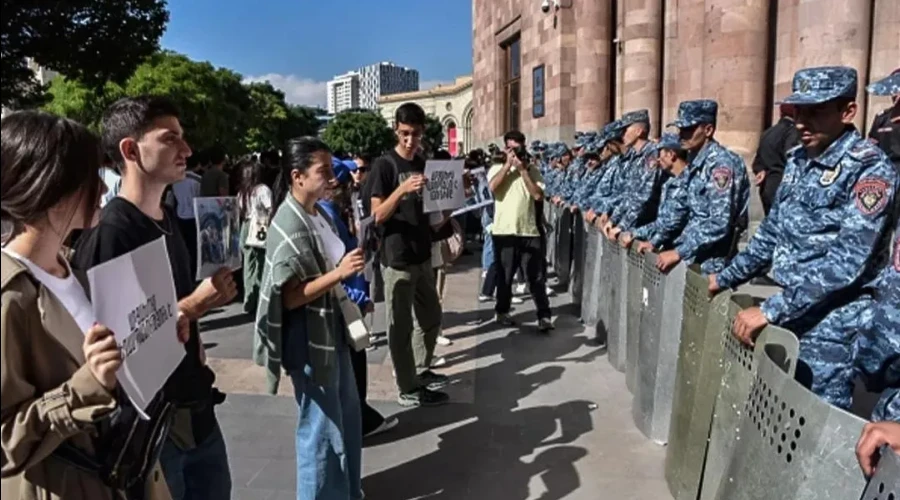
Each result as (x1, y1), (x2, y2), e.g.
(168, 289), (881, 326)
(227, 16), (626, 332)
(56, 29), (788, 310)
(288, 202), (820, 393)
(712, 166), (733, 193)
(819, 165), (841, 186)
(853, 177), (890, 215)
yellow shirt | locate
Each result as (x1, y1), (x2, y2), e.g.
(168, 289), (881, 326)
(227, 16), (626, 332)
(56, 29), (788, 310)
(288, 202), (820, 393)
(488, 162), (545, 237)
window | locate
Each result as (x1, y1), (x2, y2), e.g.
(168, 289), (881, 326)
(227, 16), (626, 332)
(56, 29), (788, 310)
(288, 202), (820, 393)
(532, 65), (545, 118)
(502, 36), (521, 132)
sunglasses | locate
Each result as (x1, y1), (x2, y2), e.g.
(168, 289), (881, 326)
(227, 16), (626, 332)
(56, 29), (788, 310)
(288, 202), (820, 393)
(356, 167), (369, 173)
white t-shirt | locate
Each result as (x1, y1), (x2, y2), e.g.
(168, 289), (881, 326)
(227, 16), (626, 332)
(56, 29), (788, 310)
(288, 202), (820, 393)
(309, 212), (346, 267)
(240, 184), (273, 224)
(2, 248), (96, 333)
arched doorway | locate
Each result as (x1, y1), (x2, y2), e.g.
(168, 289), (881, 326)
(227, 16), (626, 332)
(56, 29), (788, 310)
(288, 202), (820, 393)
(446, 122), (458, 156)
(462, 104), (474, 155)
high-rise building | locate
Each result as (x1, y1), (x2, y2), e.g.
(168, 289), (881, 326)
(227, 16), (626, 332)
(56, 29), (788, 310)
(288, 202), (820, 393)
(357, 62), (419, 110)
(326, 72), (360, 114)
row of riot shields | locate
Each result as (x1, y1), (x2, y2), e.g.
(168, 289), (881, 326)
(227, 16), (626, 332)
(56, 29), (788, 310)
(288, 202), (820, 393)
(543, 204), (899, 500)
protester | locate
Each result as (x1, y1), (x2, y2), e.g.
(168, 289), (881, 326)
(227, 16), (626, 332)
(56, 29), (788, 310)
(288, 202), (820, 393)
(199, 145), (229, 197)
(709, 67), (898, 410)
(0, 110), (173, 499)
(488, 130), (554, 332)
(752, 103), (799, 215)
(237, 159), (275, 315)
(167, 152), (203, 279)
(369, 103), (450, 407)
(254, 137), (364, 499)
(317, 163), (399, 439)
(72, 96), (236, 499)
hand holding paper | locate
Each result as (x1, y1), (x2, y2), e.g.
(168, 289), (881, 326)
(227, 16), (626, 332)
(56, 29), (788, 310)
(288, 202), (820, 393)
(83, 323), (122, 391)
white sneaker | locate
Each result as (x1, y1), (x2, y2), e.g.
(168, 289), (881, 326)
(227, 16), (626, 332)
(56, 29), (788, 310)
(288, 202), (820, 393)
(511, 296), (525, 304)
(437, 335), (452, 346)
(546, 287), (556, 297)
(515, 283), (527, 295)
(431, 356), (448, 368)
(478, 295), (494, 303)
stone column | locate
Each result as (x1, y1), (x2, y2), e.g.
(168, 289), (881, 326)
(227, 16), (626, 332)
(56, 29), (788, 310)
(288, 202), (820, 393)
(621, 0), (663, 137)
(661, 0), (706, 130)
(866, 0), (899, 133)
(702, 0), (771, 161)
(773, 0), (873, 130)
(574, 0), (612, 132)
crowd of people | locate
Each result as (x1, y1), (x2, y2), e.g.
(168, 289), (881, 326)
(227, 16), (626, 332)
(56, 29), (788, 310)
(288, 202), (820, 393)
(0, 64), (896, 500)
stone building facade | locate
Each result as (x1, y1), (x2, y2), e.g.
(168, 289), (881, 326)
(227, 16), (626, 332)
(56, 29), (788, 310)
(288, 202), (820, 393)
(473, 0), (899, 160)
(378, 76), (474, 156)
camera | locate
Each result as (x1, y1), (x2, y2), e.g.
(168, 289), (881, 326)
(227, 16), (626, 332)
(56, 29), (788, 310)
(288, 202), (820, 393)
(513, 145), (530, 163)
(541, 0), (550, 13)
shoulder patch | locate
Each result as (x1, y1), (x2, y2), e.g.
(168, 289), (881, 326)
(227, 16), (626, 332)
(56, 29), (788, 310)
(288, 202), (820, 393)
(848, 140), (884, 164)
(711, 166), (733, 193)
(853, 177), (891, 216)
(644, 155), (658, 171)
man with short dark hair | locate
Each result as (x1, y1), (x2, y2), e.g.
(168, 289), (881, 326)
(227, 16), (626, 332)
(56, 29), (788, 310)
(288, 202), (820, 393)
(752, 103), (799, 215)
(489, 130), (554, 332)
(369, 102), (450, 407)
(73, 95), (237, 499)
(200, 145), (229, 197)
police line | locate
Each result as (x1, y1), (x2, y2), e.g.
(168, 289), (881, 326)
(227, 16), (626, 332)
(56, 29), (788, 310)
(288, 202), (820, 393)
(545, 202), (899, 500)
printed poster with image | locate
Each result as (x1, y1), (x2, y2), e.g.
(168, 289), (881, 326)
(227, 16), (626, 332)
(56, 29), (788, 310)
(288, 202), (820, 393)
(451, 167), (494, 216)
(194, 196), (243, 280)
(423, 160), (466, 213)
(87, 236), (185, 418)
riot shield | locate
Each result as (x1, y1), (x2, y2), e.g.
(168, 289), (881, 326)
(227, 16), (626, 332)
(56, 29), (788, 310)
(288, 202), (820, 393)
(606, 239), (627, 371)
(581, 225), (603, 328)
(699, 296), (797, 500)
(711, 332), (869, 500)
(569, 211), (585, 311)
(862, 447), (900, 499)
(665, 266), (731, 500)
(624, 248), (645, 394)
(632, 254), (687, 444)
(554, 208), (573, 288)
(545, 204), (557, 274)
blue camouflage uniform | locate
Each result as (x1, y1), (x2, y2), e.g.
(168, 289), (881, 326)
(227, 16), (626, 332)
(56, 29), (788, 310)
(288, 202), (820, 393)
(545, 144), (567, 196)
(715, 66), (900, 410)
(609, 110), (666, 231)
(570, 134), (609, 209)
(633, 133), (692, 249)
(587, 121), (628, 214)
(668, 99), (750, 274)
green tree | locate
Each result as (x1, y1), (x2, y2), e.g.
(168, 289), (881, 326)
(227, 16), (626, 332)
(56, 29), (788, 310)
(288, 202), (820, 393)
(322, 110), (395, 158)
(42, 77), (124, 131)
(423, 115), (445, 155)
(1, 0), (168, 108)
(242, 82), (289, 152)
(281, 105), (324, 142)
(124, 51), (250, 154)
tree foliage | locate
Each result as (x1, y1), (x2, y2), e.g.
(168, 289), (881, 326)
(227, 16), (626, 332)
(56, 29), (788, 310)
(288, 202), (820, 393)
(40, 51), (325, 155)
(322, 110), (395, 158)
(423, 115), (445, 155)
(1, 0), (168, 108)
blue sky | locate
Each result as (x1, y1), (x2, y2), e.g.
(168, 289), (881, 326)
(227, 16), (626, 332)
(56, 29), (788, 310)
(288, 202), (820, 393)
(161, 0), (473, 108)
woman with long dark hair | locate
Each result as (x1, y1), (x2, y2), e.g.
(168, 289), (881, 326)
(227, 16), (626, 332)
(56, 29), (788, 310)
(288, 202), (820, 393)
(0, 111), (172, 499)
(254, 137), (366, 500)
(237, 159), (277, 315)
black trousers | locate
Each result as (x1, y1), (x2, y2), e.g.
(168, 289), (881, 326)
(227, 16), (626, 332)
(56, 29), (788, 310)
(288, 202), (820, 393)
(493, 235), (552, 320)
(349, 344), (386, 434)
(760, 171), (783, 216)
(177, 217), (198, 281)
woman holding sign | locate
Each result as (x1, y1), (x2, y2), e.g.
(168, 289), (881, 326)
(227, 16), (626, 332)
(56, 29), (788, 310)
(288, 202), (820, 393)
(254, 137), (366, 500)
(0, 111), (173, 498)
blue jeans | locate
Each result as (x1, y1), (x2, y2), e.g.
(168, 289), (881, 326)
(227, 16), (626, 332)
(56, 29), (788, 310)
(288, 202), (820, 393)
(289, 347), (363, 500)
(482, 228), (494, 271)
(159, 424), (232, 500)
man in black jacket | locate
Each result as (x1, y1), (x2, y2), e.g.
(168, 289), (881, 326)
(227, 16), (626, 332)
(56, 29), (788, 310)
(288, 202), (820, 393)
(752, 103), (799, 215)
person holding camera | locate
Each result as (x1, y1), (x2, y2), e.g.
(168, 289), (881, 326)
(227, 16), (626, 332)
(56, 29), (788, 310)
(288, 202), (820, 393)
(488, 131), (554, 332)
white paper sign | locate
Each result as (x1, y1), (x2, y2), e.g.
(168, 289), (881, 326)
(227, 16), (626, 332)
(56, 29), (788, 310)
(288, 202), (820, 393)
(87, 237), (185, 418)
(423, 160), (466, 213)
(451, 167), (494, 216)
(194, 196), (243, 280)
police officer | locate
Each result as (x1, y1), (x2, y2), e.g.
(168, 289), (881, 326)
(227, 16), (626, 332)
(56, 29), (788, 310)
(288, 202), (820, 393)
(866, 69), (899, 169)
(585, 120), (629, 227)
(657, 99), (750, 274)
(604, 109), (665, 241)
(709, 66), (899, 410)
(621, 133), (692, 251)
(569, 134), (608, 213)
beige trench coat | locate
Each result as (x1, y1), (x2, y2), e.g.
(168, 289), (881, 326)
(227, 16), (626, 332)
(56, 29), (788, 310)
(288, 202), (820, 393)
(0, 252), (170, 500)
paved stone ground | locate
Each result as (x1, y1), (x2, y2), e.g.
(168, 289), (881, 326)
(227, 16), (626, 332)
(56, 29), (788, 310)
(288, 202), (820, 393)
(202, 255), (671, 500)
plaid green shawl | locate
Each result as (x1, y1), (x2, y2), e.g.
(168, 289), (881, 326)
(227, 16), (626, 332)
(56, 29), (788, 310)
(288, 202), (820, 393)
(254, 195), (339, 393)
